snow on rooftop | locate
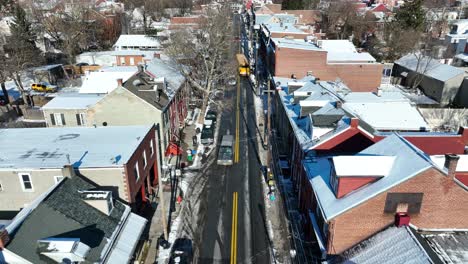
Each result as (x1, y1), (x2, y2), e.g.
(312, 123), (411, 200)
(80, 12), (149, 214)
(79, 70), (135, 94)
(340, 226), (432, 264)
(0, 126), (152, 169)
(299, 99), (330, 107)
(320, 40), (376, 63)
(430, 155), (468, 172)
(344, 91), (408, 103)
(343, 101), (428, 131)
(42, 94), (105, 110)
(272, 38), (322, 51)
(308, 134), (433, 221)
(395, 54), (465, 82)
(422, 232), (468, 263)
(266, 23), (304, 33)
(114, 34), (161, 49)
(278, 90), (351, 151)
(333, 156), (395, 177)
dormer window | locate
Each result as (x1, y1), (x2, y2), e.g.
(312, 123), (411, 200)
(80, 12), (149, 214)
(331, 156), (395, 198)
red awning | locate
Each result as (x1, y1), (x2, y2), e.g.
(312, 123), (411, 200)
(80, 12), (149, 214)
(165, 142), (184, 156)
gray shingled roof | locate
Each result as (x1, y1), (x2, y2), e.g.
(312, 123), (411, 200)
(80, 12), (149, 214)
(123, 58), (186, 110)
(7, 177), (126, 264)
(395, 54), (465, 82)
(125, 73), (170, 110)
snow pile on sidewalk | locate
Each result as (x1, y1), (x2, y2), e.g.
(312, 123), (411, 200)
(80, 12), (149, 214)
(156, 213), (183, 262)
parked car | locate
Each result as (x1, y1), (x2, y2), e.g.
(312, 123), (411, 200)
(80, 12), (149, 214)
(169, 238), (193, 264)
(228, 78), (236, 86)
(200, 120), (215, 145)
(31, 83), (57, 93)
(217, 134), (234, 165)
(205, 110), (217, 123)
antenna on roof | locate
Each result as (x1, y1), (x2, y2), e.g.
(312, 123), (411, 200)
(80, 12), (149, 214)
(66, 154), (71, 164)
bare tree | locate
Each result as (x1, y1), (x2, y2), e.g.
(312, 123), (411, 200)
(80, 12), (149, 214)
(421, 108), (468, 132)
(165, 6), (234, 121)
(122, 0), (166, 33)
(323, 1), (358, 40)
(2, 3), (43, 106)
(30, 1), (102, 63)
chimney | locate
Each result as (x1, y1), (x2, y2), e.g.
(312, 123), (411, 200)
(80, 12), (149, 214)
(336, 101), (342, 109)
(444, 154), (460, 179)
(459, 126), (468, 143)
(377, 87), (382, 97)
(62, 165), (76, 178)
(350, 118), (359, 128)
(137, 64), (144, 73)
(117, 78), (123, 86)
(0, 228), (10, 249)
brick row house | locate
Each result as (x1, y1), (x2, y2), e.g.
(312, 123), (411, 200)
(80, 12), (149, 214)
(302, 135), (468, 257)
(41, 58), (189, 172)
(0, 125), (158, 217)
(273, 76), (468, 190)
(272, 74), (468, 259)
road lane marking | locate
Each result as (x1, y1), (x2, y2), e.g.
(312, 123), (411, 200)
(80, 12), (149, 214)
(230, 192), (238, 264)
(235, 74), (241, 163)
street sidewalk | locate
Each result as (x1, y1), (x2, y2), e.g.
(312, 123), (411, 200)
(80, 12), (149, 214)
(252, 91), (292, 263)
(144, 122), (203, 264)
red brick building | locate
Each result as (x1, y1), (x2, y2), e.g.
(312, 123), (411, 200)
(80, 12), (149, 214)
(301, 135), (468, 258)
(268, 38), (383, 91)
(169, 16), (206, 30)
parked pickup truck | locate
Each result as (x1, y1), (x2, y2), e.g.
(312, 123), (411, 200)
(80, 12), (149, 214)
(217, 134), (234, 165)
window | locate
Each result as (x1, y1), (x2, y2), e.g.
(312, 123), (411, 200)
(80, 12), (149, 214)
(142, 151), (147, 168)
(150, 139), (154, 156)
(129, 57), (135, 65)
(54, 176), (64, 184)
(52, 113), (65, 126)
(18, 173), (33, 192)
(134, 162), (140, 182)
(120, 57), (125, 65)
(0, 182), (3, 192)
(76, 113), (86, 126)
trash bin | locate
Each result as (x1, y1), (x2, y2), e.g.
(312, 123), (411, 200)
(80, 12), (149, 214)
(187, 150), (193, 162)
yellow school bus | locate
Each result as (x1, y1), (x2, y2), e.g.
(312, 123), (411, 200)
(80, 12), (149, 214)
(236, 54), (250, 76)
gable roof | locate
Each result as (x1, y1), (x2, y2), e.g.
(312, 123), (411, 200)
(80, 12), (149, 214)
(308, 134), (434, 221)
(421, 231), (468, 263)
(0, 126), (152, 169)
(113, 34), (161, 49)
(123, 58), (185, 110)
(336, 226), (432, 264)
(145, 58), (185, 92)
(42, 93), (105, 110)
(6, 177), (127, 263)
(79, 70), (136, 94)
(395, 54), (465, 82)
(371, 3), (391, 13)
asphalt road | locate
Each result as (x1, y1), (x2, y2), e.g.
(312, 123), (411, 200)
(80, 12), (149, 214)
(194, 14), (271, 263)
